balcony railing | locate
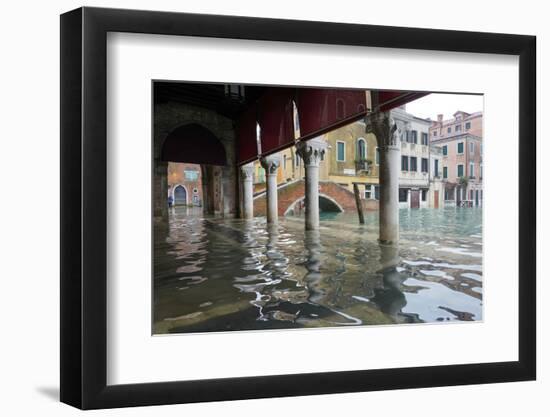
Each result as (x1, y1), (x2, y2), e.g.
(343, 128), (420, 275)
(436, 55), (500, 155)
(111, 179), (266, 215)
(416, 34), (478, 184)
(355, 159), (372, 174)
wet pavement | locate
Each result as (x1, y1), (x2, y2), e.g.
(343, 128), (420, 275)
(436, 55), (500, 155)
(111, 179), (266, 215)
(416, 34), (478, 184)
(153, 207), (483, 334)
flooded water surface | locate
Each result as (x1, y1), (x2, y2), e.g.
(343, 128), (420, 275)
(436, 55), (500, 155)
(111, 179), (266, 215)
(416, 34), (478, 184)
(154, 207), (483, 334)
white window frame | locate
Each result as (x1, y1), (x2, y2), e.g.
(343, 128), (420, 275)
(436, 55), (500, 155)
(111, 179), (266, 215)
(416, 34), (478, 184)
(336, 140), (346, 162)
(357, 138), (366, 160)
(364, 186), (372, 200)
(457, 164), (464, 178)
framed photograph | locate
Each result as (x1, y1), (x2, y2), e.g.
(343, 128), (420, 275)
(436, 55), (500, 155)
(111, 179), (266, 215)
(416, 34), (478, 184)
(60, 6), (536, 410)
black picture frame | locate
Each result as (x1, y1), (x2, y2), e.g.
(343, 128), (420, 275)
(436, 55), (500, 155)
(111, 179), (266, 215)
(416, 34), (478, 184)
(60, 6), (536, 410)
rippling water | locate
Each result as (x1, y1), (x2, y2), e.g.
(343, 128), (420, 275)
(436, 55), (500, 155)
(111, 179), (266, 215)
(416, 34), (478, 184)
(153, 207), (483, 334)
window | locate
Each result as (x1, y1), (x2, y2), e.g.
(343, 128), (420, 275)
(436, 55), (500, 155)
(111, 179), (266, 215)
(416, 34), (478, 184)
(480, 163), (483, 179)
(336, 141), (345, 161)
(447, 127), (451, 133)
(295, 152), (300, 167)
(283, 155), (287, 170)
(443, 166), (448, 179)
(457, 142), (464, 154)
(421, 158), (429, 173)
(184, 170), (199, 181)
(375, 147), (380, 165)
(364, 187), (372, 199)
(455, 124), (462, 132)
(410, 157), (417, 172)
(432, 131), (437, 137)
(470, 190), (474, 200)
(457, 164), (464, 177)
(469, 162), (475, 178)
(421, 189), (427, 201)
(465, 121), (471, 130)
(434, 159), (439, 177)
(410, 130), (418, 144)
(357, 138), (366, 160)
(374, 185), (380, 200)
(469, 142), (474, 154)
(399, 188), (408, 202)
(421, 132), (428, 145)
(443, 145), (448, 156)
(401, 155), (409, 171)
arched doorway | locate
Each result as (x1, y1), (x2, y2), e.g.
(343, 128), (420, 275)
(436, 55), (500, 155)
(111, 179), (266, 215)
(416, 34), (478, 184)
(173, 185), (188, 205)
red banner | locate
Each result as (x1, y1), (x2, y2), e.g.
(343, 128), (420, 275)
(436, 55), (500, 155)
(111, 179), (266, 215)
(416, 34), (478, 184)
(236, 104), (259, 165)
(258, 88), (295, 158)
(295, 88), (368, 141)
(236, 87), (429, 164)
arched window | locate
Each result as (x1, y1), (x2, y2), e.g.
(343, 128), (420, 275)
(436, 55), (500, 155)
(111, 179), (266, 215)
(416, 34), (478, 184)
(357, 138), (366, 160)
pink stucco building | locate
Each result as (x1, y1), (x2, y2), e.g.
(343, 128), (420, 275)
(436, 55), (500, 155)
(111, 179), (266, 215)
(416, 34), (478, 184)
(429, 111), (483, 206)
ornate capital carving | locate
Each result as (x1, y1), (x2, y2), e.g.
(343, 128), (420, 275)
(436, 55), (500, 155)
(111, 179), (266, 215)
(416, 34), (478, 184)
(365, 111), (399, 150)
(296, 137), (327, 167)
(240, 163), (255, 181)
(260, 154), (281, 175)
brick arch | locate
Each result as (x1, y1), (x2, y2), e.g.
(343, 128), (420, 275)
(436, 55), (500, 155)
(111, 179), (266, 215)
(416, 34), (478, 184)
(253, 180), (369, 217)
(284, 193), (344, 216)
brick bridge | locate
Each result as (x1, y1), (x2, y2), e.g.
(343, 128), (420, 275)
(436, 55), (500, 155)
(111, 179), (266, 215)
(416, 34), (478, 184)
(253, 180), (379, 217)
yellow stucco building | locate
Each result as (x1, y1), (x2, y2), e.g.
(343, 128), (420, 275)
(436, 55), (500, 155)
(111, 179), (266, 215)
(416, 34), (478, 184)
(254, 120), (379, 200)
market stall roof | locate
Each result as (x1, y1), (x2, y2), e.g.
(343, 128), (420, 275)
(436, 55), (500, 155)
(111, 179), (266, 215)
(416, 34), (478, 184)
(153, 82), (428, 165)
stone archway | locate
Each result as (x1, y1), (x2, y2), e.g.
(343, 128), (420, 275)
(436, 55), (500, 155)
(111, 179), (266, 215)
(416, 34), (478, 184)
(153, 101), (238, 223)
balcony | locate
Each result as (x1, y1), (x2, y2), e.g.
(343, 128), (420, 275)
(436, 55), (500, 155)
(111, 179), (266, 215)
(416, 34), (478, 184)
(354, 159), (372, 175)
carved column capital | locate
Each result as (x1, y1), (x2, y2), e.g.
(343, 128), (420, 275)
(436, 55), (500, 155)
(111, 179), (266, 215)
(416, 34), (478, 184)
(296, 137), (327, 167)
(240, 163), (255, 181)
(365, 111), (399, 150)
(260, 154), (281, 176)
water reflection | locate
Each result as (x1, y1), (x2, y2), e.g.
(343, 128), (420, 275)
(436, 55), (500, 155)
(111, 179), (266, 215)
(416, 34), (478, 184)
(154, 207), (483, 334)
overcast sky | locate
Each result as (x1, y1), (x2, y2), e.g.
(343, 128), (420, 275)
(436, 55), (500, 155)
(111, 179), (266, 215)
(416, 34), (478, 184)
(404, 93), (484, 121)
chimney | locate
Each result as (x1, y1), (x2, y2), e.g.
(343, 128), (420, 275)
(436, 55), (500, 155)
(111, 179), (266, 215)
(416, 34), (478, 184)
(437, 114), (443, 124)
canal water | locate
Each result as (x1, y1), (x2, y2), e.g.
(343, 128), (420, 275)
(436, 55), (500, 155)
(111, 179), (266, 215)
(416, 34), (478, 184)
(154, 207), (483, 334)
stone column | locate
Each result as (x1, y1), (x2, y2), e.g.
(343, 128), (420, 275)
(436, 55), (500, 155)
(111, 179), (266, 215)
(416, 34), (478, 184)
(366, 112), (400, 244)
(240, 163), (255, 219)
(153, 160), (169, 224)
(296, 138), (327, 230)
(260, 154), (281, 224)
